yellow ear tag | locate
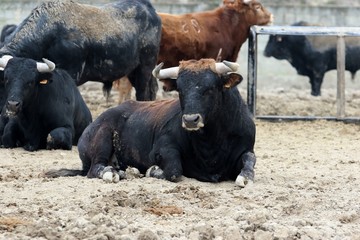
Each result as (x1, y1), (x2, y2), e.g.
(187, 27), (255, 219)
(39, 79), (48, 85)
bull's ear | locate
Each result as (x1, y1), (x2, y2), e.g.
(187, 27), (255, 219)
(223, 73), (243, 89)
(39, 79), (49, 85)
(160, 79), (177, 92)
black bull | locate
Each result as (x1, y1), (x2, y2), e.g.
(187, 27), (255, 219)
(46, 59), (257, 187)
(0, 0), (161, 100)
(0, 57), (92, 151)
(264, 21), (360, 96)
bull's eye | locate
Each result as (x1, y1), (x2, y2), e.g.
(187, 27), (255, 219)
(254, 4), (261, 10)
(276, 36), (282, 42)
(205, 89), (214, 95)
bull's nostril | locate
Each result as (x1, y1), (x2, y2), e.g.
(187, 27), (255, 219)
(6, 100), (21, 115)
(182, 114), (204, 130)
(183, 114), (200, 124)
(8, 100), (20, 107)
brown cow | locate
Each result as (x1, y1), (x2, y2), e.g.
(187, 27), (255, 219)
(114, 0), (273, 102)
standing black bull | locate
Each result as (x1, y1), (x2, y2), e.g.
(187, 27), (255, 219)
(0, 56), (92, 151)
(46, 59), (257, 187)
(0, 0), (161, 100)
(264, 21), (360, 96)
(0, 24), (17, 110)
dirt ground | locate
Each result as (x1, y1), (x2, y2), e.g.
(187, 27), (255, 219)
(0, 76), (359, 239)
(1, 38), (360, 239)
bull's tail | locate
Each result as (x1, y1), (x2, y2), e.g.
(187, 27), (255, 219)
(44, 169), (86, 178)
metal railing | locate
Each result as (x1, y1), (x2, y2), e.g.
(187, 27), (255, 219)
(247, 25), (360, 122)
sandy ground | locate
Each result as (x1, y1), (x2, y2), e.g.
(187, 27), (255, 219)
(0, 78), (359, 239)
(1, 37), (360, 239)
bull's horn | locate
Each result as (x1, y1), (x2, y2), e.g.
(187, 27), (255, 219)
(243, 0), (252, 4)
(37, 58), (55, 72)
(152, 62), (179, 79)
(0, 55), (13, 69)
(215, 61), (240, 74)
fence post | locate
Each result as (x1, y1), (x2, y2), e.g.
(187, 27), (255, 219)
(336, 35), (346, 119)
(247, 27), (258, 116)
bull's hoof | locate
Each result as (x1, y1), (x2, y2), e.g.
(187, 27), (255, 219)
(46, 133), (72, 150)
(118, 170), (126, 179)
(24, 144), (37, 152)
(100, 166), (120, 183)
(145, 165), (165, 179)
(311, 91), (321, 96)
(125, 167), (143, 179)
(235, 175), (254, 188)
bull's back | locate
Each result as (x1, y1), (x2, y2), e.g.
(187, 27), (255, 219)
(114, 99), (181, 170)
(2, 0), (161, 84)
(158, 10), (228, 67)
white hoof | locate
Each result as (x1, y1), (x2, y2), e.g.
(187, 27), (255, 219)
(145, 165), (160, 177)
(125, 167), (143, 179)
(235, 175), (253, 187)
(101, 168), (120, 183)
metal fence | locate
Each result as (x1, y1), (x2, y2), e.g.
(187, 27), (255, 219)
(247, 25), (360, 122)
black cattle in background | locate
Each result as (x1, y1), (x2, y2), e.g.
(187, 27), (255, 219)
(264, 21), (360, 96)
(45, 59), (257, 187)
(0, 0), (162, 100)
(0, 56), (92, 151)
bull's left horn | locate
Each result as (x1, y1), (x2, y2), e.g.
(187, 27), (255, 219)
(37, 58), (55, 72)
(215, 61), (240, 74)
(152, 62), (179, 79)
(0, 55), (13, 69)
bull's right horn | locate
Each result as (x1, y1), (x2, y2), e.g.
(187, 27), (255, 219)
(37, 58), (56, 72)
(152, 62), (179, 79)
(215, 61), (240, 74)
(0, 55), (13, 70)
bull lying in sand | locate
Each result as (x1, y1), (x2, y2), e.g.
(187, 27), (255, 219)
(0, 56), (92, 151)
(46, 59), (256, 187)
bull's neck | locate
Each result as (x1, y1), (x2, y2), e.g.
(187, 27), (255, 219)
(193, 88), (242, 139)
(219, 8), (251, 61)
(288, 40), (313, 70)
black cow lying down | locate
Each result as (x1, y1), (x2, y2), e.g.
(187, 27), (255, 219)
(0, 55), (92, 151)
(46, 59), (257, 187)
(264, 21), (360, 96)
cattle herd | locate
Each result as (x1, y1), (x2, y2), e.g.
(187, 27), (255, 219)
(0, 0), (357, 187)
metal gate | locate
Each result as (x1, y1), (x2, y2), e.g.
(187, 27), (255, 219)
(247, 25), (360, 122)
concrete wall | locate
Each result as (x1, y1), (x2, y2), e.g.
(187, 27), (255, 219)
(1, 0), (360, 27)
(268, 5), (360, 27)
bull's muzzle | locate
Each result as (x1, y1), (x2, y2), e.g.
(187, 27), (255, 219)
(182, 114), (204, 131)
(5, 100), (21, 117)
